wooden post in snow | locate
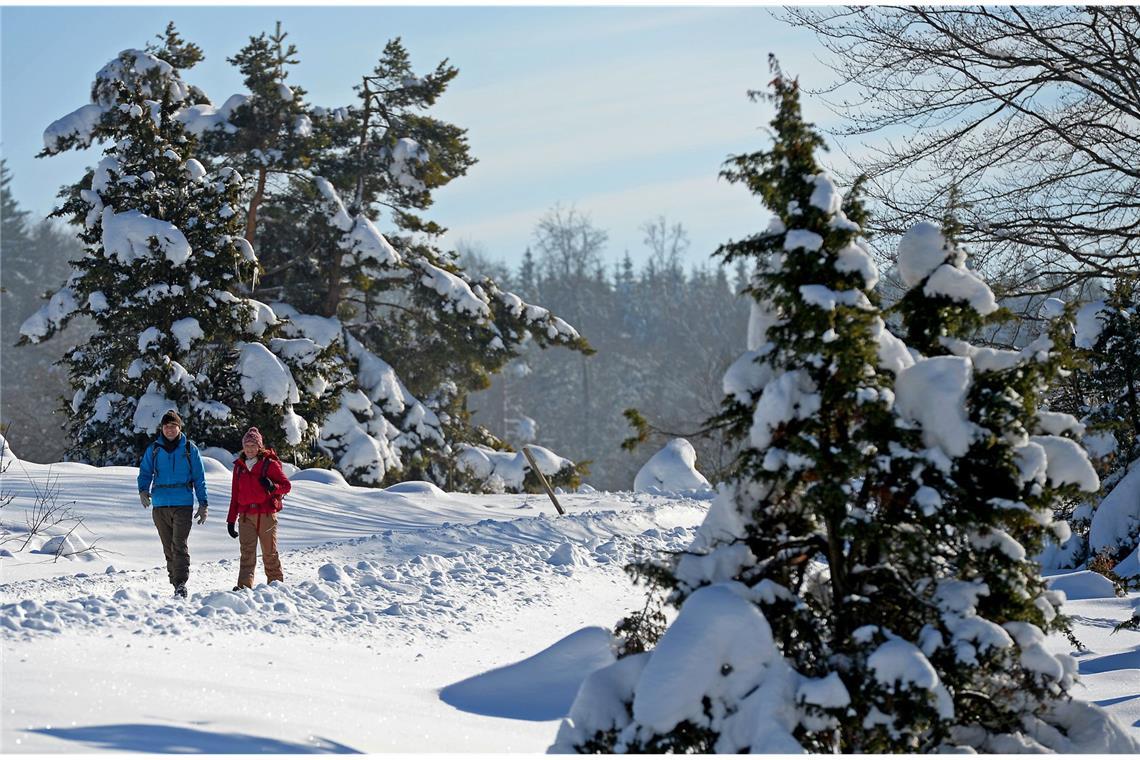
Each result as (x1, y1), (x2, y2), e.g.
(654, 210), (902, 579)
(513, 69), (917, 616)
(522, 446), (565, 516)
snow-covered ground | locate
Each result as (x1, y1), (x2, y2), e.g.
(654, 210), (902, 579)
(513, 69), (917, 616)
(1, 448), (704, 752)
(2, 447), (1139, 752)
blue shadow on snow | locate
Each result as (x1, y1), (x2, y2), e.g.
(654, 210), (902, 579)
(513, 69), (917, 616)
(440, 626), (615, 722)
(32, 724), (360, 754)
(1096, 692), (1140, 708)
(1077, 646), (1140, 675)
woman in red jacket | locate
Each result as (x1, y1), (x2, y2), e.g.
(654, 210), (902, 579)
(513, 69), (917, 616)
(227, 427), (292, 590)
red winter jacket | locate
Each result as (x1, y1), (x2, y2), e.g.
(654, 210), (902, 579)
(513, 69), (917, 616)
(227, 448), (292, 523)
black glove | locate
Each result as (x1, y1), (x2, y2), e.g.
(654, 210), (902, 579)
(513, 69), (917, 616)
(227, 522), (238, 539)
(259, 476), (277, 494)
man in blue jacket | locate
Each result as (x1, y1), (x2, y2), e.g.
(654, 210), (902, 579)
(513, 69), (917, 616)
(137, 409), (209, 598)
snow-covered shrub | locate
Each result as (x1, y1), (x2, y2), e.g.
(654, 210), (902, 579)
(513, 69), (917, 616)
(633, 438), (711, 494)
(453, 443), (584, 494)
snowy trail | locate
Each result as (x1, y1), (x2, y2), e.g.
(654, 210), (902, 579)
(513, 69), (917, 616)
(2, 505), (698, 641)
(1, 454), (711, 751)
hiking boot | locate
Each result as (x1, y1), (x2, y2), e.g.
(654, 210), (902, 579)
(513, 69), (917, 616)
(174, 583), (188, 598)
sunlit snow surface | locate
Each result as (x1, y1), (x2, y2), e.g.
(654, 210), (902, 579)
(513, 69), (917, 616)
(0, 446), (704, 752)
(2, 445), (1139, 751)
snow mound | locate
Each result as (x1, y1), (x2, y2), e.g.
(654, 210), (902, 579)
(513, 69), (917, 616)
(317, 563), (347, 582)
(383, 481), (448, 498)
(199, 457), (230, 477)
(634, 439), (711, 494)
(197, 591), (254, 615)
(1045, 571), (1117, 601)
(200, 447), (233, 470)
(547, 542), (591, 567)
(1113, 545), (1140, 579)
(440, 626), (615, 721)
(291, 468), (351, 487)
(0, 431), (18, 461)
(33, 533), (95, 559)
(1089, 458), (1140, 556)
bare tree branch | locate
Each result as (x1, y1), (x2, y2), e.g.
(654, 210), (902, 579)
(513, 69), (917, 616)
(783, 5), (1140, 294)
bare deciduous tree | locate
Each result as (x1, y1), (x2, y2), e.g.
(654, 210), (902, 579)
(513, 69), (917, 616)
(533, 205), (609, 282)
(784, 5), (1140, 296)
(641, 215), (689, 282)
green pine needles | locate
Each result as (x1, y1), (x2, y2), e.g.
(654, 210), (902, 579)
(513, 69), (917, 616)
(22, 24), (591, 489)
(553, 58), (1131, 754)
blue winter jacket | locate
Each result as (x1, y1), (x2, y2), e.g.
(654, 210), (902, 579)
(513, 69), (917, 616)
(137, 433), (209, 508)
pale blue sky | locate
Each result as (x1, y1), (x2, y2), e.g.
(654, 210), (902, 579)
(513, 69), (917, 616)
(1, 6), (839, 271)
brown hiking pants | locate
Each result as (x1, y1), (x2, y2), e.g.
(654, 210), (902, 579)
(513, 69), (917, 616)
(152, 506), (193, 587)
(236, 511), (283, 588)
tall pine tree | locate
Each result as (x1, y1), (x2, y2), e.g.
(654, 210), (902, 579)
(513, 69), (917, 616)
(186, 29), (591, 487)
(20, 47), (316, 462)
(553, 61), (1136, 754)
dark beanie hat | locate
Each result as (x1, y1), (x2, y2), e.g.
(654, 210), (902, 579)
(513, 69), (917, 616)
(160, 409), (184, 427)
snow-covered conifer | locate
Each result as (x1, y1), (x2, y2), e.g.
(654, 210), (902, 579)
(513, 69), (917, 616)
(20, 46), (315, 462)
(555, 62), (1138, 754)
(557, 59), (898, 753)
(885, 220), (1119, 749)
(1073, 277), (1140, 565)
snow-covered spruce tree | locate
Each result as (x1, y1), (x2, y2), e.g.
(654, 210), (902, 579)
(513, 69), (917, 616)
(553, 63), (1138, 754)
(555, 62), (898, 753)
(1072, 277), (1140, 566)
(299, 39), (592, 488)
(19, 48), (315, 462)
(886, 220), (1124, 750)
(183, 31), (591, 488)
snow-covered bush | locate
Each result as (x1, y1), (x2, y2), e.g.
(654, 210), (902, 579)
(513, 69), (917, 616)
(453, 443), (582, 494)
(633, 438), (711, 495)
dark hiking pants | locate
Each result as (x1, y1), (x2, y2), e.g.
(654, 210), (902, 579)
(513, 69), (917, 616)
(152, 506), (193, 587)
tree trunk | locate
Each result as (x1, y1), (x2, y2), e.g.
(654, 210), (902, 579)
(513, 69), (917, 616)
(322, 260), (342, 318)
(1126, 366), (1140, 441)
(581, 354), (591, 453)
(245, 167), (267, 250)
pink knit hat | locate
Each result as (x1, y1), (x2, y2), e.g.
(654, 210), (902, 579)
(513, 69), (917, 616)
(242, 427), (264, 448)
